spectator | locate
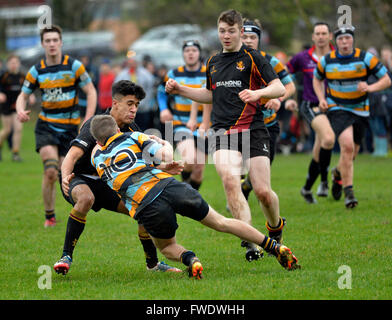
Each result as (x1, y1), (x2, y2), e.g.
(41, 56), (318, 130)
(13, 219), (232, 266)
(98, 58), (115, 113)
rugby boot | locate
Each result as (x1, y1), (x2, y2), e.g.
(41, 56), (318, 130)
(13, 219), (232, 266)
(241, 177), (253, 201)
(273, 244), (300, 271)
(300, 187), (317, 204)
(54, 255), (72, 275)
(241, 241), (264, 261)
(331, 167), (343, 200)
(316, 181), (329, 197)
(147, 261), (182, 273)
(344, 189), (358, 209)
(44, 217), (57, 227)
(187, 257), (203, 279)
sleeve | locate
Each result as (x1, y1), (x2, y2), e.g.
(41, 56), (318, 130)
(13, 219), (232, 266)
(269, 55), (293, 85)
(206, 56), (214, 91)
(286, 53), (300, 74)
(131, 132), (163, 157)
(73, 59), (92, 88)
(314, 56), (326, 80)
(364, 52), (388, 79)
(70, 118), (96, 152)
(253, 51), (278, 85)
(21, 66), (39, 94)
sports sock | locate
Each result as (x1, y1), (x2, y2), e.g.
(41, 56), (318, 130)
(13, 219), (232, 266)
(343, 185), (353, 197)
(241, 177), (253, 200)
(259, 236), (279, 257)
(180, 250), (196, 266)
(138, 228), (158, 269)
(62, 209), (86, 258)
(319, 148), (332, 182)
(45, 209), (55, 220)
(304, 158), (320, 190)
(189, 180), (201, 190)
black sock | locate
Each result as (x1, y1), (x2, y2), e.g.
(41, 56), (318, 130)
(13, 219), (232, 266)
(343, 185), (353, 197)
(62, 210), (86, 259)
(259, 236), (279, 256)
(304, 159), (320, 190)
(190, 180), (201, 190)
(319, 148), (332, 182)
(138, 229), (158, 269)
(45, 209), (55, 220)
(181, 250), (196, 266)
(181, 170), (192, 182)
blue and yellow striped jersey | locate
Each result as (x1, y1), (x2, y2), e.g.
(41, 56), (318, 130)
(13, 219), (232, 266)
(22, 55), (92, 130)
(314, 48), (388, 117)
(91, 131), (172, 218)
(158, 65), (207, 136)
(260, 51), (293, 127)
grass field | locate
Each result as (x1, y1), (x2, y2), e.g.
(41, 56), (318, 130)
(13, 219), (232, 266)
(0, 120), (391, 301)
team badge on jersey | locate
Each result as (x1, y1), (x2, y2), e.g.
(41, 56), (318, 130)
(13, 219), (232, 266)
(355, 64), (363, 73)
(236, 61), (245, 71)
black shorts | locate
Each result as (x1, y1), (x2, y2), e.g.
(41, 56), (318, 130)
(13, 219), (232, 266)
(35, 119), (77, 156)
(299, 100), (322, 125)
(208, 128), (270, 159)
(136, 179), (210, 239)
(327, 109), (368, 145)
(0, 104), (16, 116)
(60, 174), (121, 212)
(266, 122), (280, 164)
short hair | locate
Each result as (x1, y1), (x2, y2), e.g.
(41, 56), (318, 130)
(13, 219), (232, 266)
(112, 80), (146, 101)
(90, 115), (118, 145)
(40, 24), (62, 42)
(217, 9), (243, 29)
(6, 54), (20, 62)
(313, 22), (331, 33)
(242, 18), (262, 38)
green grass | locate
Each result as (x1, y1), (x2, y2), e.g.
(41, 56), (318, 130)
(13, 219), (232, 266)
(0, 120), (392, 300)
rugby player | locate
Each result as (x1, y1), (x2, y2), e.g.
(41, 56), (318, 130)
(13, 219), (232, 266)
(166, 9), (287, 262)
(313, 26), (391, 208)
(16, 25), (97, 227)
(286, 22), (335, 204)
(90, 114), (301, 278)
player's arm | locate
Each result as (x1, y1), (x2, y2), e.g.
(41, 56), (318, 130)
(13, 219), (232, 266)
(313, 77), (328, 112)
(265, 81), (296, 111)
(61, 146), (85, 197)
(149, 136), (174, 163)
(199, 103), (212, 137)
(187, 101), (200, 131)
(358, 73), (391, 93)
(157, 83), (173, 123)
(239, 78), (286, 103)
(80, 81), (97, 123)
(165, 78), (213, 104)
(15, 91), (32, 122)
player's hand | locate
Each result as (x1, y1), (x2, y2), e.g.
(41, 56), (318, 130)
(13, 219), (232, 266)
(186, 118), (197, 132)
(198, 122), (209, 138)
(265, 98), (281, 111)
(165, 78), (180, 94)
(0, 93), (6, 104)
(357, 81), (369, 93)
(319, 99), (329, 112)
(62, 173), (75, 197)
(285, 99), (298, 112)
(17, 109), (31, 122)
(159, 160), (184, 175)
(148, 134), (166, 145)
(238, 89), (259, 103)
(160, 109), (173, 123)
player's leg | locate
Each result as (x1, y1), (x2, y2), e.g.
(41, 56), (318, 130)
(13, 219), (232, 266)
(213, 149), (251, 223)
(0, 114), (12, 160)
(337, 126), (358, 208)
(11, 113), (23, 161)
(312, 114), (335, 197)
(200, 207), (300, 271)
(39, 145), (60, 227)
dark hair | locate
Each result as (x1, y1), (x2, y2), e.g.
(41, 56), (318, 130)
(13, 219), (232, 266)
(90, 115), (118, 145)
(40, 24), (62, 42)
(313, 22), (331, 33)
(217, 9), (243, 29)
(112, 80), (146, 101)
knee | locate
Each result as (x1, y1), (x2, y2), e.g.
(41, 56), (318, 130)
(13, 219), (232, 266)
(254, 186), (272, 206)
(44, 168), (58, 183)
(221, 174), (238, 193)
(75, 192), (95, 212)
(341, 143), (354, 157)
(322, 133), (335, 149)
